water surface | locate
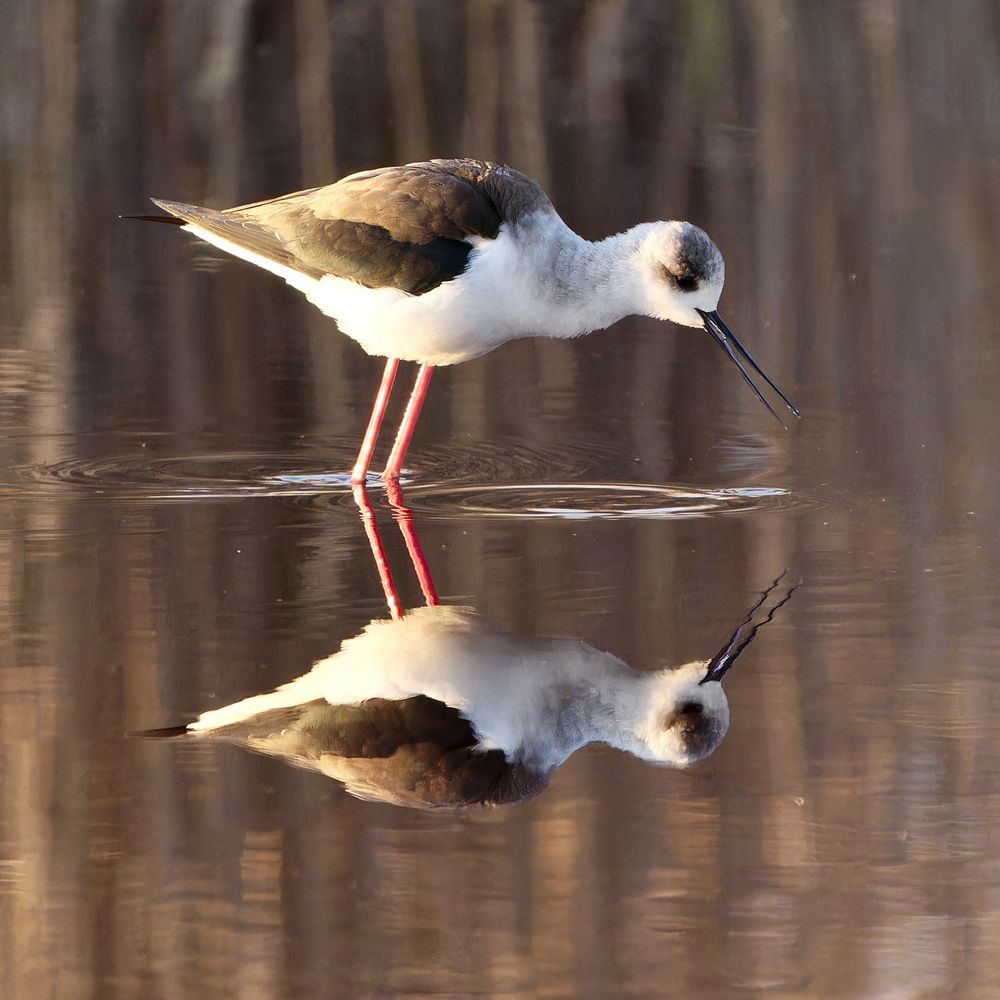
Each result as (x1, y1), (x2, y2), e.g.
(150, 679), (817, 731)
(2, 2), (1000, 997)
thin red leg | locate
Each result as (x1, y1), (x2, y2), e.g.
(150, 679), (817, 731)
(386, 479), (439, 606)
(352, 483), (404, 621)
(382, 364), (435, 481)
(351, 357), (400, 484)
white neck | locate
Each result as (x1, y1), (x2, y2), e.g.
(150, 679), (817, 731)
(516, 217), (655, 339)
(520, 667), (658, 772)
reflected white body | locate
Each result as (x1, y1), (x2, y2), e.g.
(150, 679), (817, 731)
(182, 212), (724, 367)
(191, 605), (730, 773)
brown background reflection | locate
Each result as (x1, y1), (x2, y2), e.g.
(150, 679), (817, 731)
(2, 2), (1000, 997)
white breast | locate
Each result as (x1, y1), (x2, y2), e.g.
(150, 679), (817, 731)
(305, 221), (583, 365)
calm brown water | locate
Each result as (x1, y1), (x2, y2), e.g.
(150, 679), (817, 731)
(3, 2), (1000, 997)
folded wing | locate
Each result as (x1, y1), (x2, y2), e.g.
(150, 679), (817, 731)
(153, 159), (550, 295)
(191, 694), (548, 809)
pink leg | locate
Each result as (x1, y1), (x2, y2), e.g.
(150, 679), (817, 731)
(382, 364), (435, 481)
(386, 479), (439, 607)
(351, 357), (400, 484)
(352, 483), (404, 621)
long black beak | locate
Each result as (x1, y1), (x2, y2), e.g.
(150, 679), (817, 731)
(699, 571), (799, 685)
(695, 309), (801, 427)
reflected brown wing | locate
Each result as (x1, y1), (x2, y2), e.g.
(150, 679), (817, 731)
(154, 159), (549, 295)
(200, 695), (549, 809)
(322, 742), (549, 810)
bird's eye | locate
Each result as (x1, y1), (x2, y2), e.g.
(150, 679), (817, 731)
(663, 700), (706, 734)
(676, 701), (703, 717)
(674, 273), (698, 292)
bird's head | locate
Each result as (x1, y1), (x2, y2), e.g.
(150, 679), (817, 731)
(634, 221), (800, 424)
(635, 221), (726, 327)
(636, 660), (733, 767)
(633, 573), (799, 768)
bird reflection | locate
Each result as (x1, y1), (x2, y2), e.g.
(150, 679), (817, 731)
(144, 485), (796, 810)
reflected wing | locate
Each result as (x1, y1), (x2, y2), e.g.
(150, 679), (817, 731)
(153, 159), (549, 295)
(319, 739), (549, 810)
(198, 694), (548, 809)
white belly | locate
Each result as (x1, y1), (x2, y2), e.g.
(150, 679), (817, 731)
(304, 229), (562, 365)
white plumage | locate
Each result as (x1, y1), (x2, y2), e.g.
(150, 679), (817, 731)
(189, 605), (730, 775)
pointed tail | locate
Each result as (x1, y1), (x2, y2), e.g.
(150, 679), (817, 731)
(127, 724), (191, 738)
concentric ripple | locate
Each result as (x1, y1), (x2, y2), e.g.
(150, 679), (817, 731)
(0, 436), (818, 520)
(0, 435), (628, 501)
(395, 482), (798, 520)
(0, 451), (353, 500)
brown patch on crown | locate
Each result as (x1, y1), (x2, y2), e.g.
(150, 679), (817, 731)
(663, 700), (723, 761)
(663, 225), (723, 291)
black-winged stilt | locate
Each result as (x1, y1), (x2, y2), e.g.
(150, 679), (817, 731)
(139, 479), (797, 810)
(141, 578), (796, 810)
(142, 159), (799, 482)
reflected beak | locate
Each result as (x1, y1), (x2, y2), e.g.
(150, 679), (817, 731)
(695, 308), (801, 426)
(700, 571), (799, 685)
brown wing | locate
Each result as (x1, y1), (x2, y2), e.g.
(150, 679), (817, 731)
(323, 742), (550, 810)
(190, 694), (549, 809)
(151, 198), (326, 280)
(153, 159), (551, 295)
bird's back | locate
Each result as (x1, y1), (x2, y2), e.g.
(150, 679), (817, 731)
(155, 158), (552, 295)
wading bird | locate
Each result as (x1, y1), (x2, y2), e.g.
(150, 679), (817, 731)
(140, 483), (797, 810)
(142, 579), (796, 810)
(141, 159), (799, 482)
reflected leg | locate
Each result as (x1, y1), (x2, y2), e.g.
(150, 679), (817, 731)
(351, 357), (400, 484)
(352, 483), (404, 621)
(386, 478), (439, 607)
(382, 364), (434, 481)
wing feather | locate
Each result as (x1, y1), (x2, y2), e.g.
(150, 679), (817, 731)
(184, 693), (549, 809)
(152, 159), (551, 295)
